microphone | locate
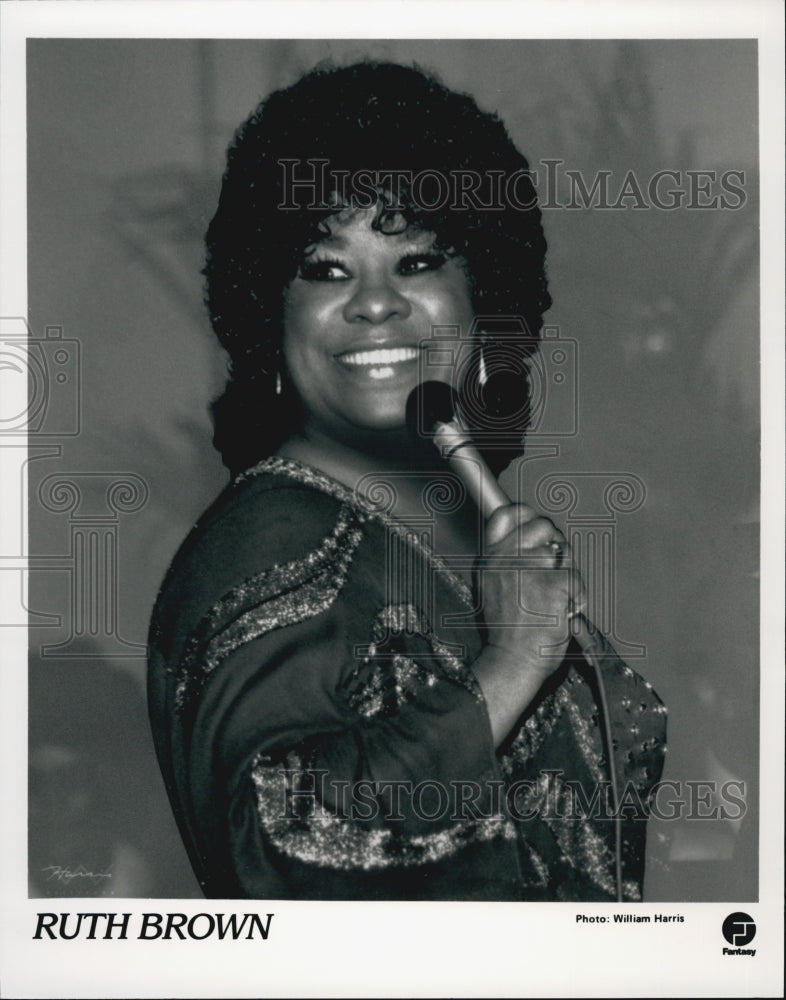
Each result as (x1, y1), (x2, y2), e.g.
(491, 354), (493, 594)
(406, 379), (604, 655)
(405, 379), (624, 901)
(405, 381), (508, 518)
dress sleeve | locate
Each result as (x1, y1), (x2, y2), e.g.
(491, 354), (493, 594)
(498, 629), (667, 902)
(155, 487), (517, 899)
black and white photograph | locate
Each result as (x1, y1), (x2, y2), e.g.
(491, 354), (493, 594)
(1, 1), (783, 996)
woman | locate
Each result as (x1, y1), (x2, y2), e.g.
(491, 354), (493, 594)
(148, 61), (666, 901)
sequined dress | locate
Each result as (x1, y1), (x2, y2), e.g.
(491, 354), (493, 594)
(148, 457), (666, 900)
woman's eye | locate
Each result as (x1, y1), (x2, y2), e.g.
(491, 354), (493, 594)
(398, 253), (447, 276)
(298, 259), (350, 282)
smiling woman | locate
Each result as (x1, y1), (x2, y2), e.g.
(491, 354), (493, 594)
(147, 60), (666, 901)
(280, 207), (474, 444)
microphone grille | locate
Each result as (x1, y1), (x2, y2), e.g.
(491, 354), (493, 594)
(405, 381), (458, 441)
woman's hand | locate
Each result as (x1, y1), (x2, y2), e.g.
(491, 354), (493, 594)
(470, 503), (586, 747)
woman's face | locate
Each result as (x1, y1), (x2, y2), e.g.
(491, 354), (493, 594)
(282, 207), (475, 445)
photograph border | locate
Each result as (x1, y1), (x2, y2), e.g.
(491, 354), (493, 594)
(1, 2), (783, 997)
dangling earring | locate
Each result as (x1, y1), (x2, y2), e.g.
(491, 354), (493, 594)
(275, 370), (282, 396)
(478, 346), (488, 387)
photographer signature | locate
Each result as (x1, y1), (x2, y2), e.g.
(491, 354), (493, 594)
(42, 865), (112, 885)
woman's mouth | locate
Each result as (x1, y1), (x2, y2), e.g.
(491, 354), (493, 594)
(335, 346), (421, 380)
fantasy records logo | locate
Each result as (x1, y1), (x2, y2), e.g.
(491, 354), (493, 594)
(721, 912), (757, 957)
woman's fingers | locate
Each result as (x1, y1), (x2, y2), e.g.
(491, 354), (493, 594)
(484, 504), (565, 555)
(484, 503), (538, 546)
(565, 567), (587, 617)
(518, 520), (566, 555)
(479, 502), (587, 634)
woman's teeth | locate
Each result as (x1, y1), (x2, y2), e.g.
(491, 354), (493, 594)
(338, 346), (421, 380)
(339, 347), (420, 367)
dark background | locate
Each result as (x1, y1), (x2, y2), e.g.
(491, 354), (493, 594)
(26, 38), (759, 900)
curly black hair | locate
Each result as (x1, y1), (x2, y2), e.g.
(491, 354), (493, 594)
(204, 60), (551, 476)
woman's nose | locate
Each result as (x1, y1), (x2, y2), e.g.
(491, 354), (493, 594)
(342, 274), (412, 324)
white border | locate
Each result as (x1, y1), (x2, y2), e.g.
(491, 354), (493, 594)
(1, 2), (783, 997)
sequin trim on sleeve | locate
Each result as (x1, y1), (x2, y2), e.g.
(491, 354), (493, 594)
(503, 757), (641, 901)
(342, 603), (484, 720)
(173, 503), (365, 714)
(250, 750), (516, 872)
(499, 669), (647, 901)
